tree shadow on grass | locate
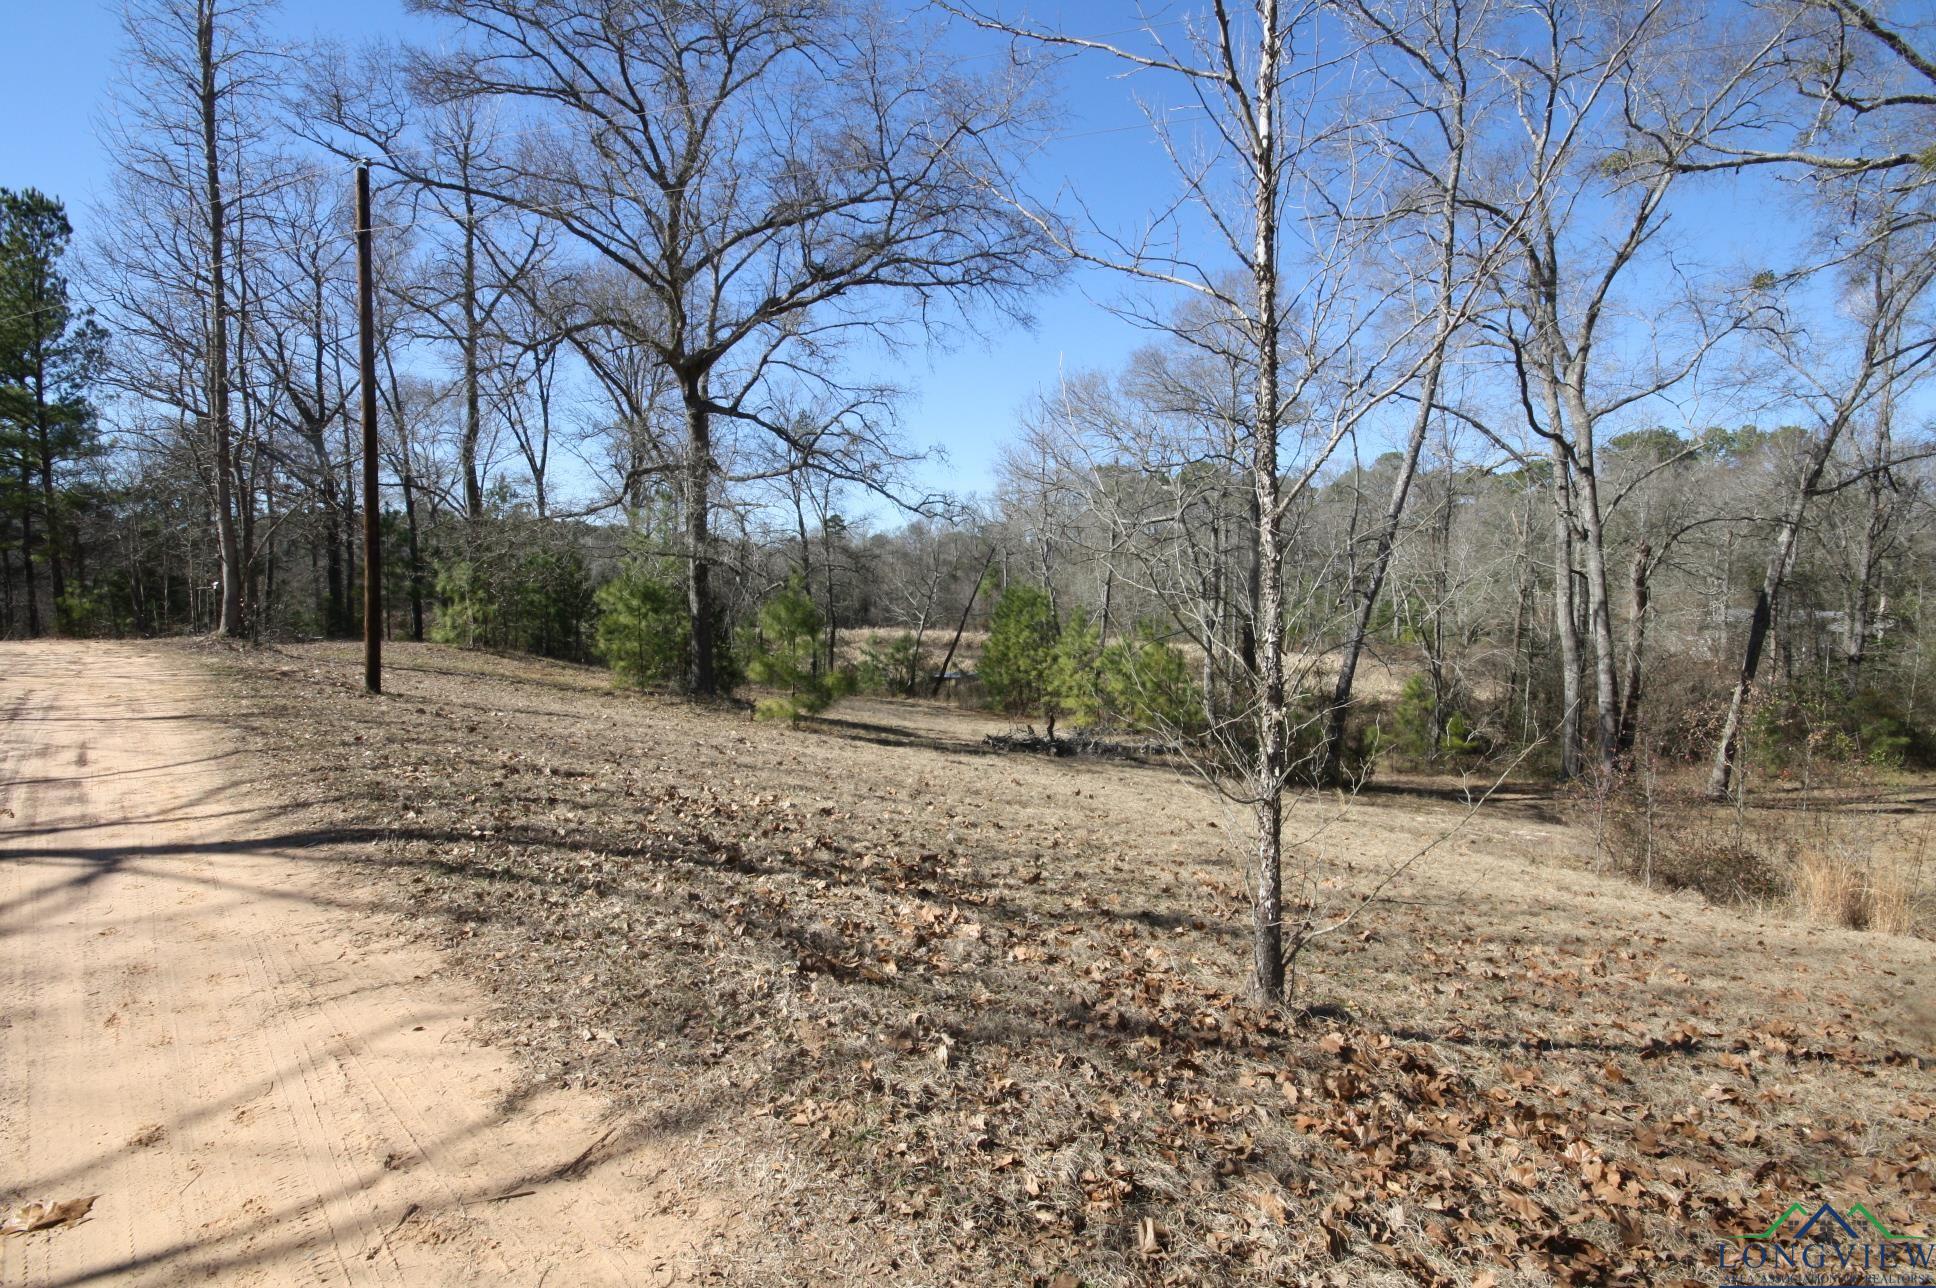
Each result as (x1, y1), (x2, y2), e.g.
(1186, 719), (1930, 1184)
(798, 712), (1002, 757)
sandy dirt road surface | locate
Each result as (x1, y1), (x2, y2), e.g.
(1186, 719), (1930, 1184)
(0, 641), (717, 1286)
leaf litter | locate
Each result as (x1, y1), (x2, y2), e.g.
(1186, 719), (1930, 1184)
(195, 640), (1935, 1286)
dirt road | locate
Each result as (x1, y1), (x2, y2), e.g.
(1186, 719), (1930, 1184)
(0, 642), (715, 1286)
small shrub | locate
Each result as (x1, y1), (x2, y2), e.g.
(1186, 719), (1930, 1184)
(1388, 674), (1489, 763)
(858, 632), (925, 696)
(57, 583), (129, 637)
(1047, 611), (1103, 731)
(430, 559), (492, 648)
(1749, 682), (1934, 778)
(1849, 689), (1932, 768)
(429, 540), (594, 661)
(1656, 833), (1791, 904)
(980, 584), (1061, 730)
(1750, 685), (1849, 775)
(1440, 711), (1491, 757)
(1096, 627), (1205, 737)
(511, 546), (595, 660)
(1603, 782), (1790, 905)
(595, 562), (689, 687)
(746, 580), (838, 722)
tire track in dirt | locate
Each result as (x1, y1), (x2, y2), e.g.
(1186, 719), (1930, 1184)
(0, 641), (726, 1286)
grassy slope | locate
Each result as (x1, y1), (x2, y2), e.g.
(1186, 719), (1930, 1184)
(193, 640), (1935, 1287)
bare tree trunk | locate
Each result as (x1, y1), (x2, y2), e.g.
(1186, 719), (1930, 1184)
(1319, 30), (1468, 780)
(1097, 562), (1114, 648)
(1707, 245), (1932, 797)
(1505, 503), (1530, 730)
(1427, 469), (1454, 754)
(681, 372), (717, 695)
(1848, 500), (1880, 681)
(241, 451), (258, 637)
(1323, 391), (1434, 780)
(461, 191), (484, 521)
(932, 544), (997, 698)
(1240, 488), (1260, 680)
(1249, 0), (1286, 1005)
(402, 471), (425, 642)
(1548, 440), (1582, 781)
(18, 466), (40, 637)
(340, 414), (357, 634)
(1707, 489), (1810, 798)
(199, 1), (243, 637)
(32, 367), (67, 628)
(233, 171), (262, 637)
(323, 486), (345, 632)
(1616, 541), (1651, 753)
(1846, 378), (1892, 682)
(821, 521), (839, 677)
(260, 486), (276, 635)
(1202, 510), (1227, 716)
(906, 559), (944, 694)
(1, 524), (15, 636)
(1560, 384), (1621, 770)
(788, 477), (815, 669)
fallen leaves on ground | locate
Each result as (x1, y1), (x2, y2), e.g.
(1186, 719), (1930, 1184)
(197, 641), (1936, 1286)
(2, 1196), (98, 1236)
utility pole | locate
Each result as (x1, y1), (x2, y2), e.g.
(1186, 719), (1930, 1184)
(356, 162), (381, 694)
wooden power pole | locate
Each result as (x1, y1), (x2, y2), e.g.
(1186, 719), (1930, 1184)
(355, 162), (382, 694)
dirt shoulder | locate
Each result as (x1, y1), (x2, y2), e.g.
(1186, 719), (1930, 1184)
(0, 640), (729, 1286)
(186, 639), (1934, 1286)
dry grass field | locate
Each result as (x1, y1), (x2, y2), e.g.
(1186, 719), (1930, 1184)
(189, 639), (1934, 1286)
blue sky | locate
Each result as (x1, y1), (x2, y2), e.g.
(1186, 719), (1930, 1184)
(1, 0), (1808, 516)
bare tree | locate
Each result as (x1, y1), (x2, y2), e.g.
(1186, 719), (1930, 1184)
(1706, 196), (1936, 797)
(1423, 0), (1785, 776)
(314, 0), (1053, 693)
(491, 265), (566, 517)
(955, 0), (1480, 1001)
(1318, 0), (1516, 781)
(563, 265), (681, 514)
(1684, 0), (1936, 180)
(97, 0), (290, 637)
(1829, 376), (1926, 682)
(245, 167), (360, 632)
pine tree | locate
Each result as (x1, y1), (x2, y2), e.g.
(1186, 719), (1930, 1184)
(0, 189), (103, 636)
(981, 584), (1061, 736)
(1046, 610), (1102, 733)
(746, 580), (843, 722)
(595, 560), (689, 687)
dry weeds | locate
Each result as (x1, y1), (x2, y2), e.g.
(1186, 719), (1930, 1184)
(1605, 766), (1935, 938)
(187, 640), (1935, 1287)
(1793, 843), (1929, 936)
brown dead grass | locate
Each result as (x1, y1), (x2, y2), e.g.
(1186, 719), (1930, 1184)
(1605, 768), (1935, 937)
(1793, 845), (1929, 936)
(186, 640), (1936, 1287)
(1793, 848), (1870, 929)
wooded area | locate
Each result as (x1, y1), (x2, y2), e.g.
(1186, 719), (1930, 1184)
(4, 0), (1935, 1009)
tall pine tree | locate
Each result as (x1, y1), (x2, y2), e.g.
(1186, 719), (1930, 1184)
(0, 189), (103, 635)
